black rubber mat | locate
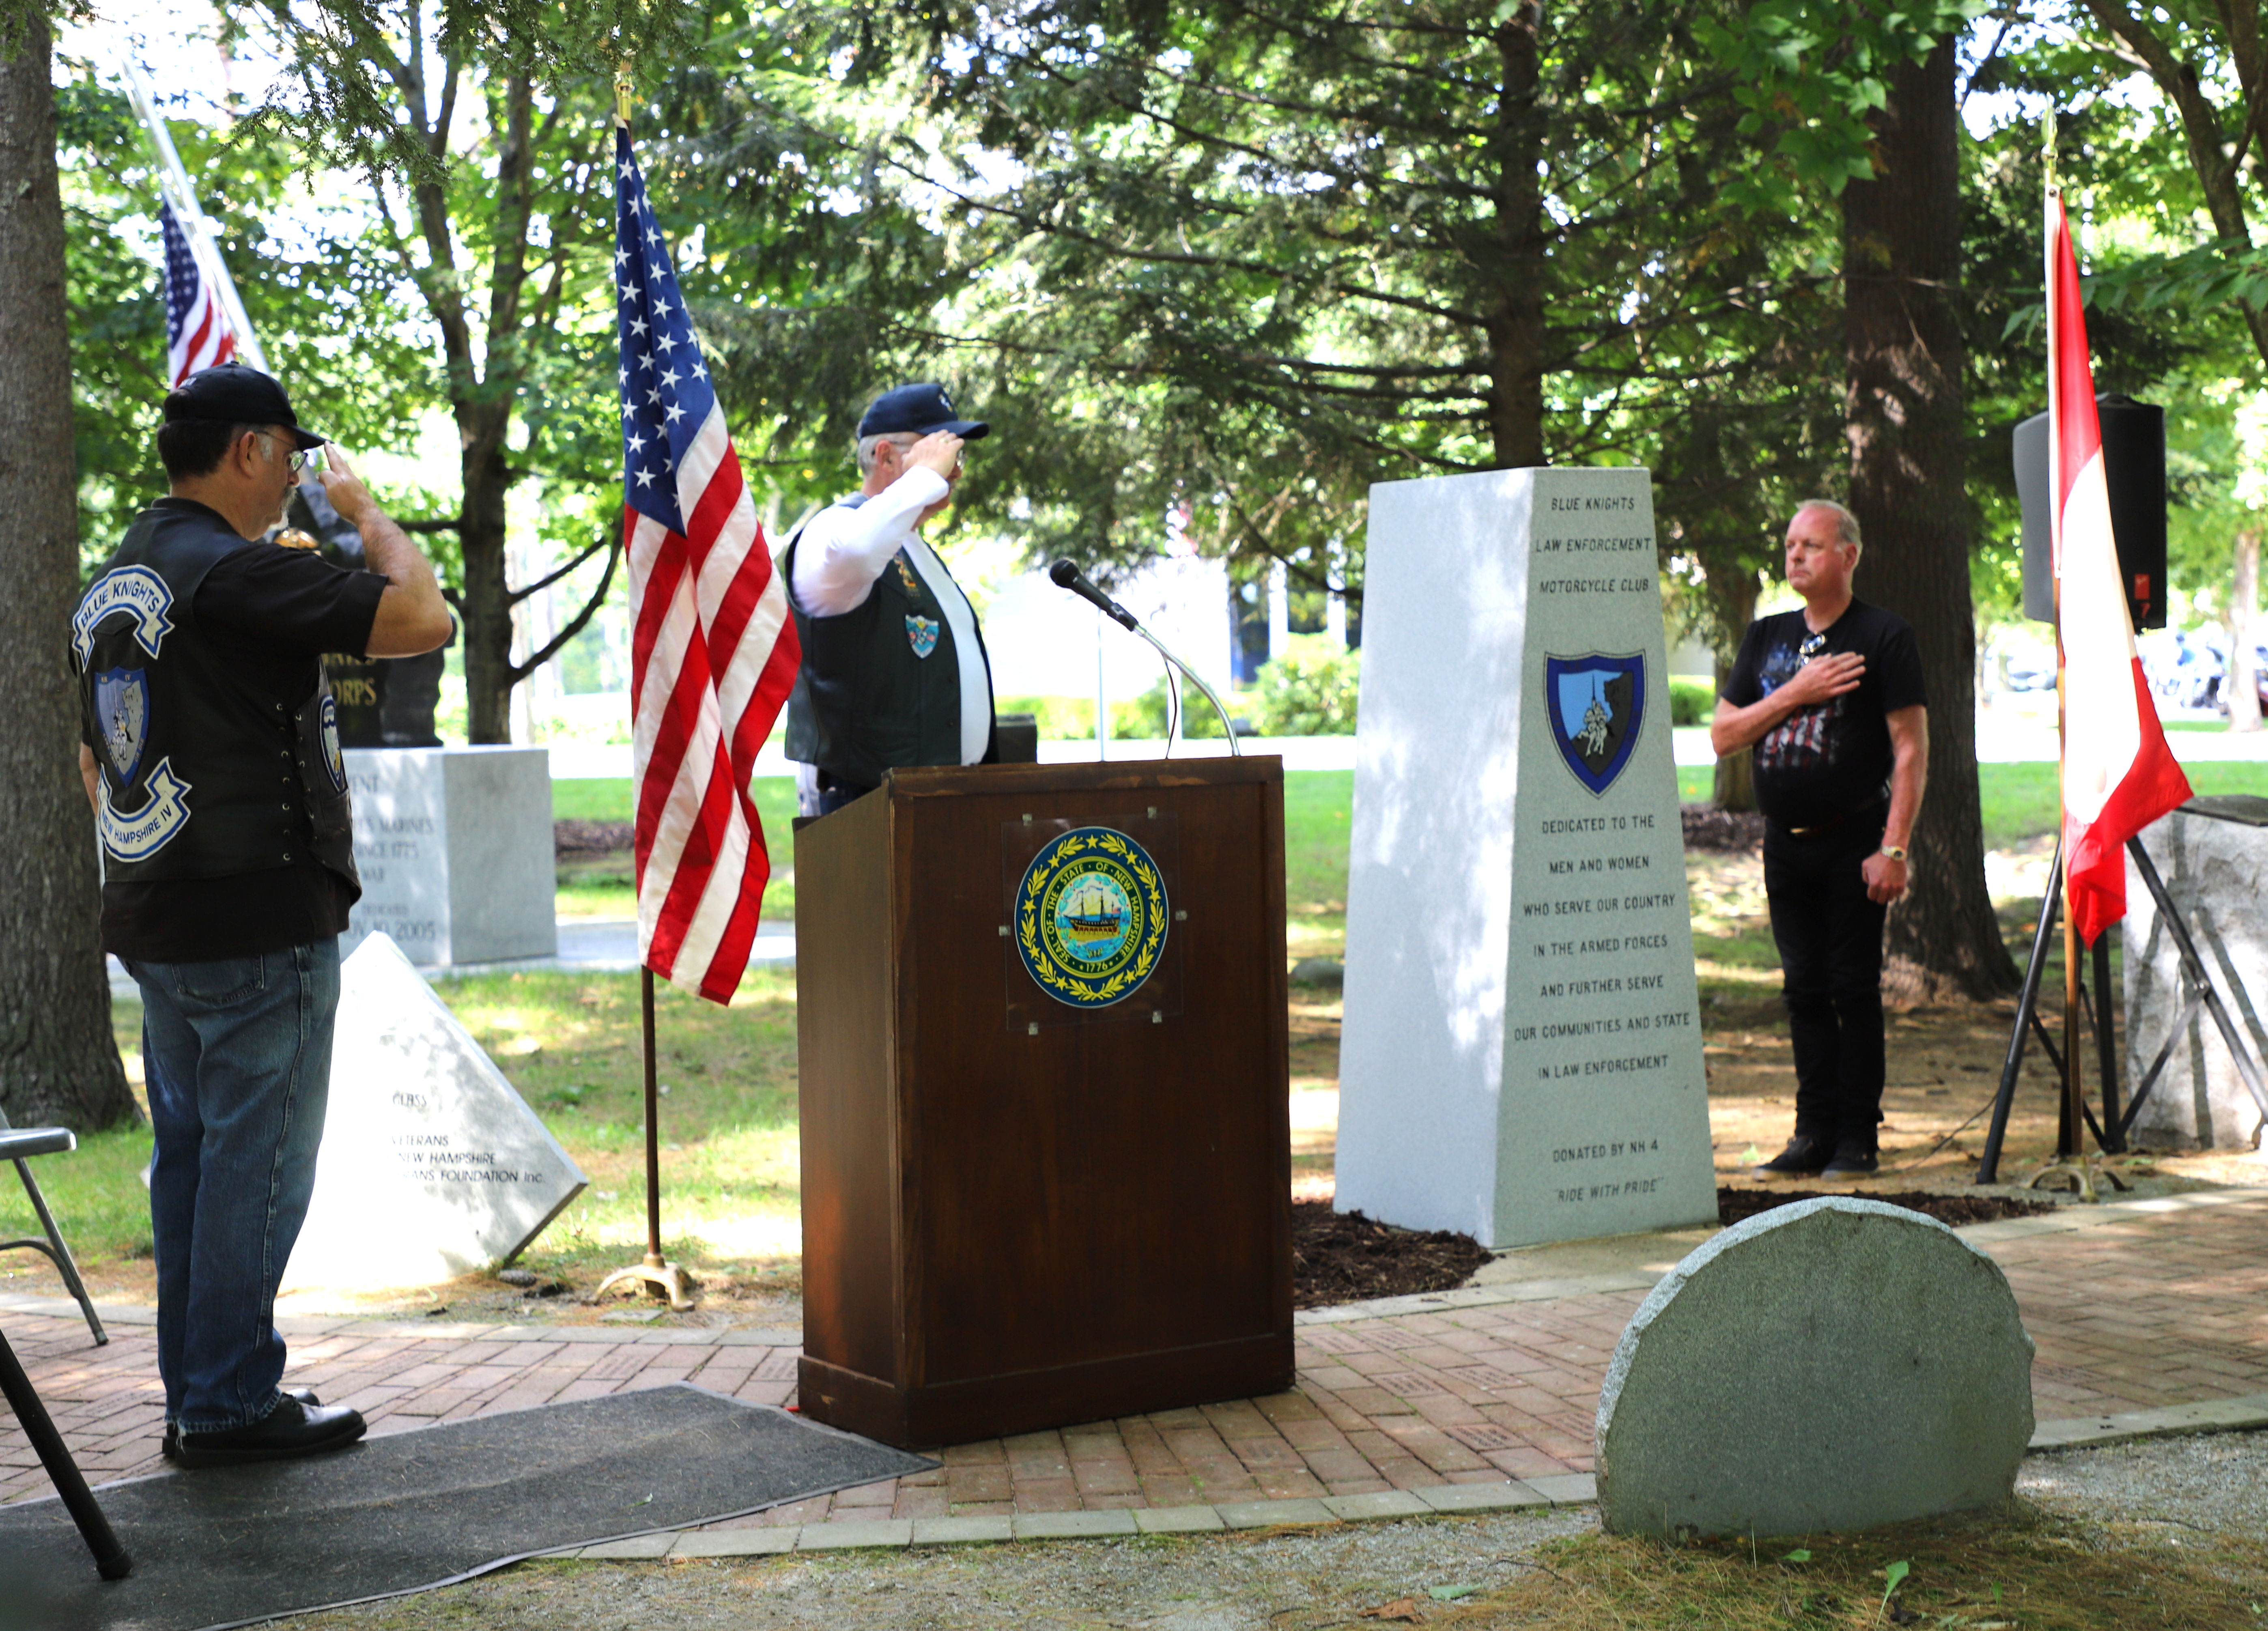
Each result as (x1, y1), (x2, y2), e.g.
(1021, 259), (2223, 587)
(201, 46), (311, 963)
(0, 1383), (933, 1631)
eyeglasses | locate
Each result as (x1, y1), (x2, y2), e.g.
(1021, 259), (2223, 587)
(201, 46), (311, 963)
(255, 432), (310, 475)
(1798, 632), (1827, 663)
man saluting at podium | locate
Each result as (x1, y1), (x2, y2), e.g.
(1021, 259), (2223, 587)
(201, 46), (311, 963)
(783, 383), (999, 817)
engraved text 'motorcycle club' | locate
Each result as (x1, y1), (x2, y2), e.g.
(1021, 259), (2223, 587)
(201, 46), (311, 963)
(1015, 826), (1168, 1008)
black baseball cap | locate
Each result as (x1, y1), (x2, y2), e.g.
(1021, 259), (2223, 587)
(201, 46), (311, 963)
(162, 361), (326, 451)
(856, 382), (989, 441)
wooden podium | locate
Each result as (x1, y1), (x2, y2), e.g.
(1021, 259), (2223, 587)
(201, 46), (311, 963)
(794, 757), (1293, 1448)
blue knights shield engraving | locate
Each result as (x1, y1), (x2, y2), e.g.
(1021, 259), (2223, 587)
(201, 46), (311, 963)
(93, 668), (151, 786)
(1545, 653), (1646, 797)
(906, 614), (940, 659)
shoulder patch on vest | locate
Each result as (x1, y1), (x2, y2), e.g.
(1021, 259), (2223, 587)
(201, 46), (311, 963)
(906, 614), (940, 658)
(73, 565), (175, 666)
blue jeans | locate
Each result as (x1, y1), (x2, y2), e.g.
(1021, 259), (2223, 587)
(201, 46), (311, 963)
(127, 939), (340, 1432)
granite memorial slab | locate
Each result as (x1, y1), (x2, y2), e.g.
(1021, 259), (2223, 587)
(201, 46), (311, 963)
(1596, 1197), (2035, 1538)
(281, 932), (587, 1291)
(1337, 466), (1717, 1248)
(343, 745), (557, 967)
(2123, 801), (2268, 1150)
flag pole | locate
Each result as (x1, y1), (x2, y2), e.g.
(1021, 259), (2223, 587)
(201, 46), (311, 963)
(595, 63), (697, 1312)
(115, 54), (269, 375)
(2041, 158), (2100, 1203)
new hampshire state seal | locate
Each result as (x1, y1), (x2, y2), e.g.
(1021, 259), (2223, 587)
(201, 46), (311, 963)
(1014, 826), (1168, 1008)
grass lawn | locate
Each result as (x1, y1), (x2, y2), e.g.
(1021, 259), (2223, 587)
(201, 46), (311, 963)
(552, 779), (800, 921)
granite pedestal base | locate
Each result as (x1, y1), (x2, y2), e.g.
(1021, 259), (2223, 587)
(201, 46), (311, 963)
(2123, 803), (2268, 1150)
(1337, 467), (1717, 1250)
(342, 746), (557, 968)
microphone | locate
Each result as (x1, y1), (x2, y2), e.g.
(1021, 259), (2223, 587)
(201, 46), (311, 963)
(1048, 557), (1138, 631)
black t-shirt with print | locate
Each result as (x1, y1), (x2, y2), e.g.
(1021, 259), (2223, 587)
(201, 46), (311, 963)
(1721, 598), (1926, 831)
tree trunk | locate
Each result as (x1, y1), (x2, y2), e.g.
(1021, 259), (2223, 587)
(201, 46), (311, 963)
(1842, 39), (2017, 1004)
(0, 20), (137, 1132)
(459, 420), (516, 743)
(457, 70), (538, 744)
(1710, 567), (1760, 812)
(1486, 2), (1547, 470)
(2228, 527), (2261, 733)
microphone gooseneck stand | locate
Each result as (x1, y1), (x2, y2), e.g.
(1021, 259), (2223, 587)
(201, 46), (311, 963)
(1048, 558), (1242, 757)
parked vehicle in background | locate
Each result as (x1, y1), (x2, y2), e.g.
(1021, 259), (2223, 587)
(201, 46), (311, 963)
(2139, 629), (2227, 713)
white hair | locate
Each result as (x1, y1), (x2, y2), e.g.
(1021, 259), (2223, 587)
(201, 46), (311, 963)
(1795, 498), (1861, 550)
(855, 430), (921, 477)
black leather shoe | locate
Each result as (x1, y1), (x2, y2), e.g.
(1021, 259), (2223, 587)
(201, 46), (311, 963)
(1821, 1143), (1880, 1178)
(1755, 1136), (1830, 1176)
(174, 1392), (362, 1469)
(164, 1387), (322, 1462)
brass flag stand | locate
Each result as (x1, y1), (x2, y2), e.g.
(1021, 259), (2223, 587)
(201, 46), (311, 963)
(595, 968), (698, 1310)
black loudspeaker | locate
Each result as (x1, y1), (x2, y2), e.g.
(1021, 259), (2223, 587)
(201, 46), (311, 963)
(2014, 393), (2167, 629)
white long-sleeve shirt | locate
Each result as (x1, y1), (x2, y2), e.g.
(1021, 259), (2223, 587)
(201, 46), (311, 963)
(789, 468), (991, 766)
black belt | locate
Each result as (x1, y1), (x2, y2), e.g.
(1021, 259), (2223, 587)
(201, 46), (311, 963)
(1780, 800), (1888, 840)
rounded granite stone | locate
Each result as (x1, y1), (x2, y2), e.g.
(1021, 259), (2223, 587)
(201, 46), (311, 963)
(1595, 1196), (2034, 1538)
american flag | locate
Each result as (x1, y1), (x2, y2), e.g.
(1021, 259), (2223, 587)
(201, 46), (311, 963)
(159, 200), (237, 384)
(616, 126), (800, 1003)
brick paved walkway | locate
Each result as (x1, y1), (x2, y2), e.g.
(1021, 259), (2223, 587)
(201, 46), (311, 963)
(6, 1190), (2265, 1527)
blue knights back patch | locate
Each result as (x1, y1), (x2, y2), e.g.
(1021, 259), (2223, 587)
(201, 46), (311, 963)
(1545, 653), (1646, 797)
(906, 614), (940, 659)
(93, 668), (150, 786)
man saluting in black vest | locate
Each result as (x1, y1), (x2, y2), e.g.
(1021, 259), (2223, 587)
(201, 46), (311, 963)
(783, 383), (996, 817)
(70, 362), (453, 1467)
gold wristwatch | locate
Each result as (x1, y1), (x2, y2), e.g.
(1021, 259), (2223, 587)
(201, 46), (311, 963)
(1879, 843), (1908, 861)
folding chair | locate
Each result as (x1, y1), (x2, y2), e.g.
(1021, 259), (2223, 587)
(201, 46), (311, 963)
(0, 1108), (108, 1346)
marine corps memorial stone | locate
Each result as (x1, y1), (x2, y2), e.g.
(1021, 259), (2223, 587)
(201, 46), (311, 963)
(1337, 466), (1717, 1249)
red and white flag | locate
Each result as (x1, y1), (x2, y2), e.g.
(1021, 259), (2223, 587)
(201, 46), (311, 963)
(159, 200), (237, 384)
(2047, 192), (2191, 945)
(615, 127), (800, 1002)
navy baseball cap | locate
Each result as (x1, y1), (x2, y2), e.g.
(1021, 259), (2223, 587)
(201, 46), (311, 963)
(856, 382), (989, 441)
(163, 361), (326, 451)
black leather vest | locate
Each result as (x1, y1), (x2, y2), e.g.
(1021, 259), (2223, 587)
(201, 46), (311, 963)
(782, 499), (996, 788)
(71, 504), (360, 897)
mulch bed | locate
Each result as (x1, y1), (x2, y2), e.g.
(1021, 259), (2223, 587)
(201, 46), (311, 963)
(1291, 1201), (1493, 1311)
(556, 819), (636, 857)
(1681, 803), (1765, 852)
(1717, 1187), (2058, 1229)
(1290, 1189), (2059, 1311)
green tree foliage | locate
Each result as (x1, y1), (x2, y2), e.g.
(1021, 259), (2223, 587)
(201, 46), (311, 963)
(784, 0), (1855, 631)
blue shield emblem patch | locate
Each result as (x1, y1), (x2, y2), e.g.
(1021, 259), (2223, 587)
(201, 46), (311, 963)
(1545, 653), (1645, 797)
(906, 614), (940, 659)
(93, 667), (151, 786)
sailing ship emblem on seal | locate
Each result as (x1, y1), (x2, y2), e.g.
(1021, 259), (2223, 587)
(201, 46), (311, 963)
(1014, 826), (1168, 1009)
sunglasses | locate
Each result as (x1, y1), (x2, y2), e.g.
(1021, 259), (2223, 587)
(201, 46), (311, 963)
(1798, 633), (1827, 662)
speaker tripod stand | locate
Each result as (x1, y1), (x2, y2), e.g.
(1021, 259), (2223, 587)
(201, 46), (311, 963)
(1976, 828), (2268, 1188)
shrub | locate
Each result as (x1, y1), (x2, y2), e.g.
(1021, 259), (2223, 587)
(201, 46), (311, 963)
(1112, 677), (1242, 739)
(1252, 633), (1361, 736)
(1666, 675), (1715, 727)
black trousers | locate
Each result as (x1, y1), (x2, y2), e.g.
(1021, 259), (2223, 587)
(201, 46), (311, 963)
(1762, 815), (1889, 1151)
